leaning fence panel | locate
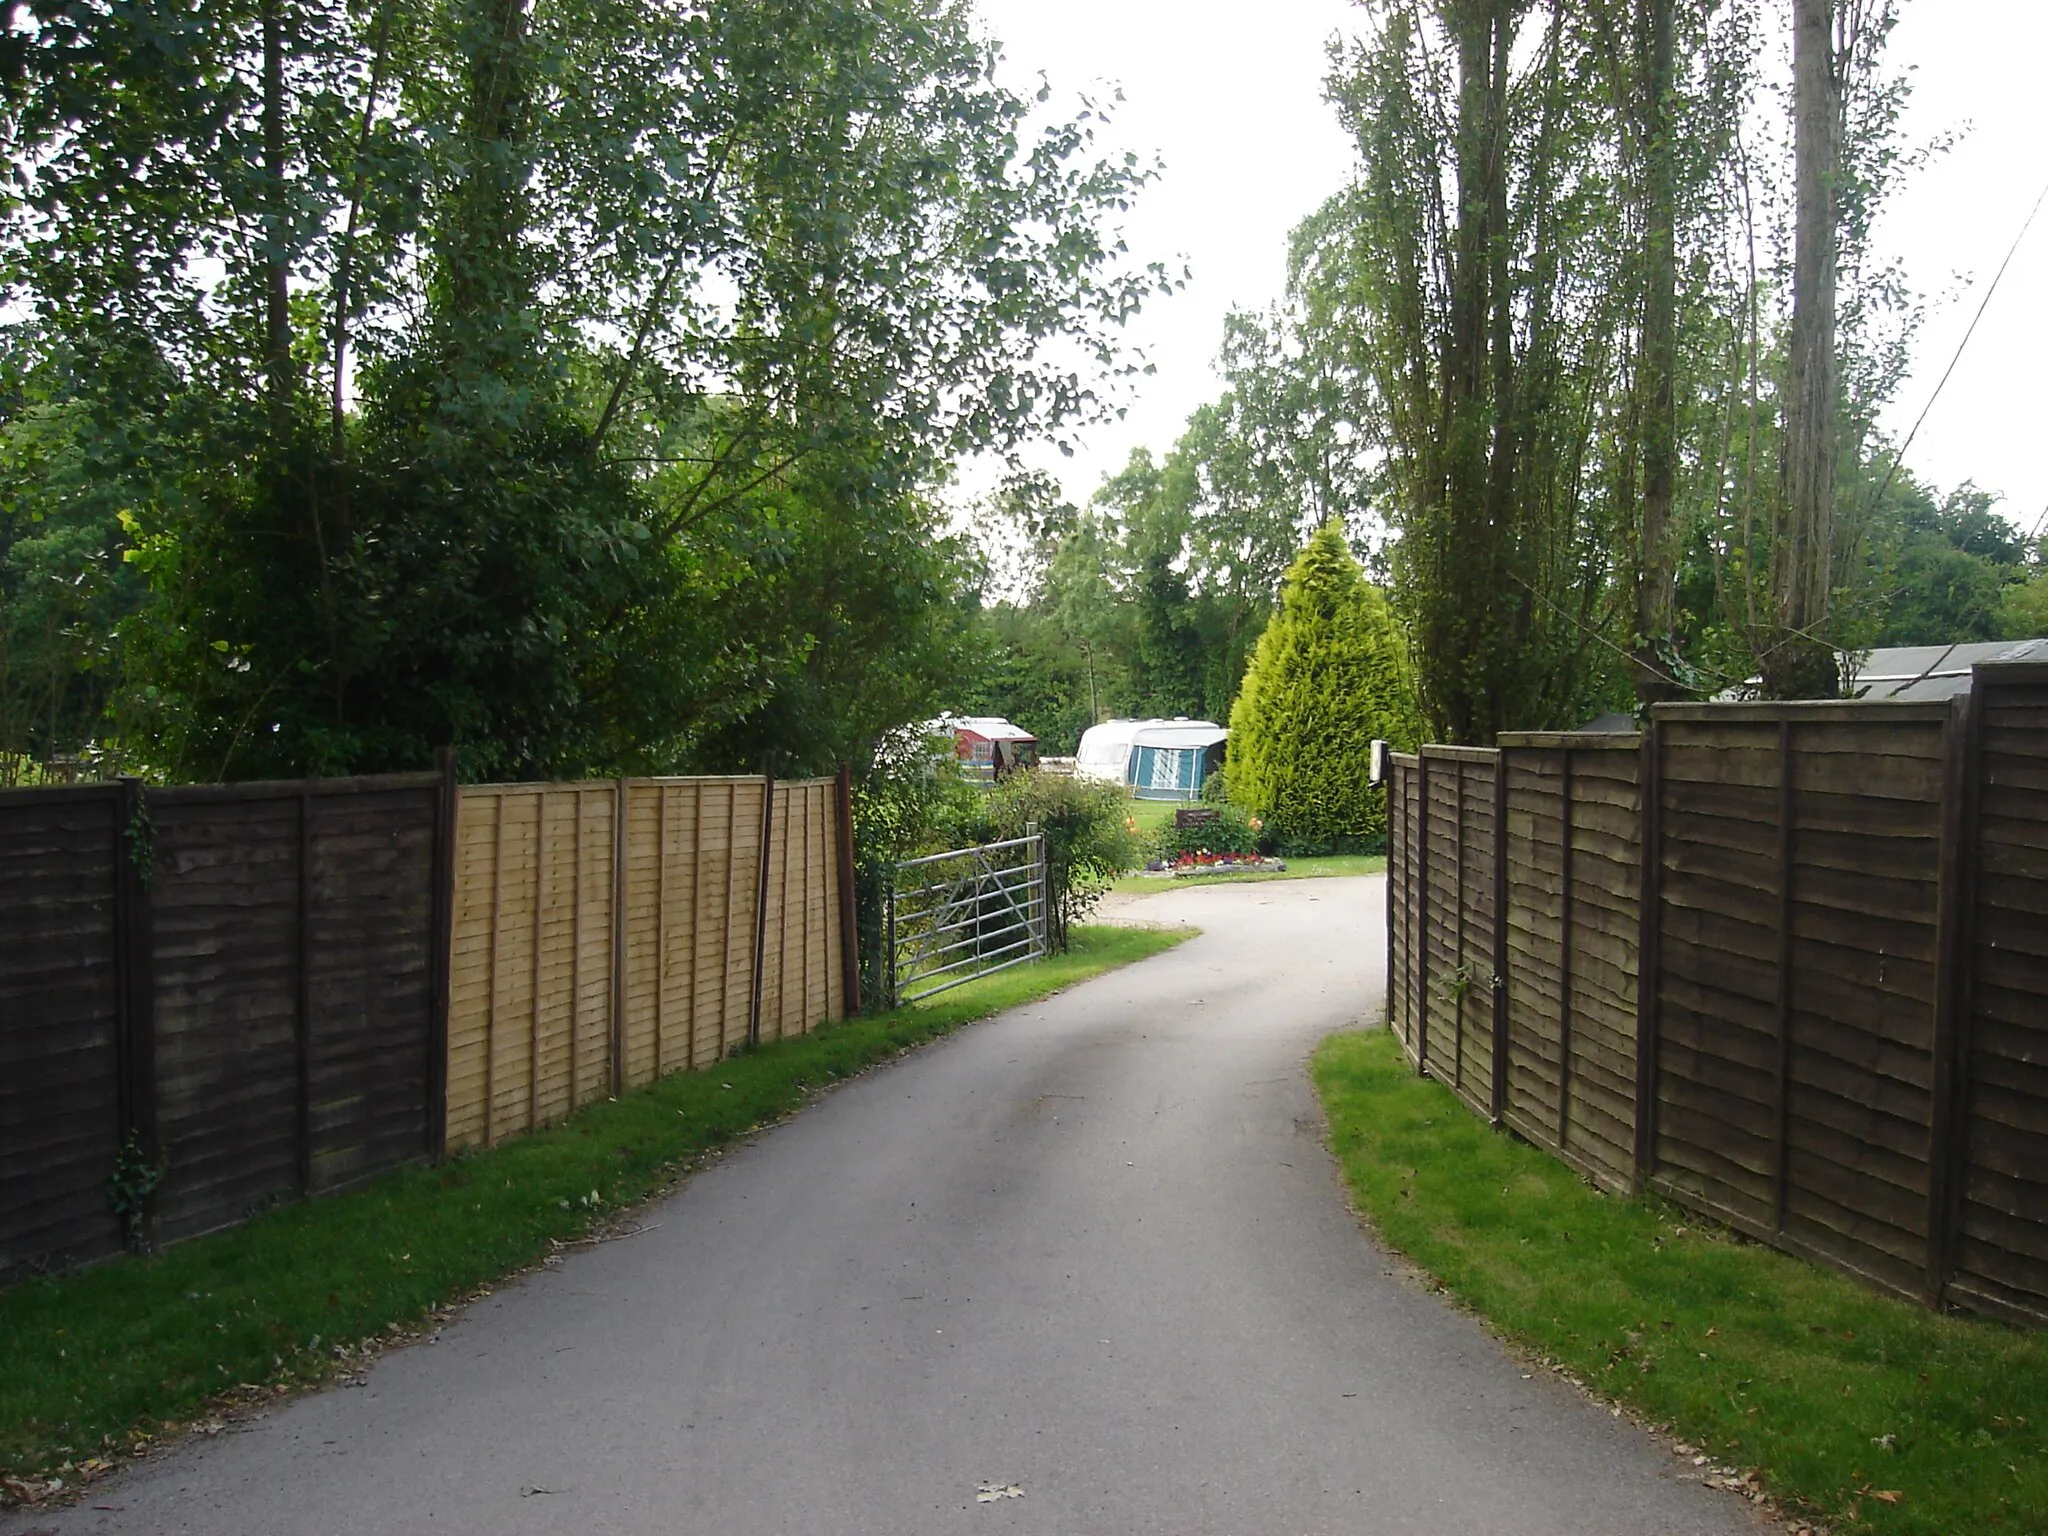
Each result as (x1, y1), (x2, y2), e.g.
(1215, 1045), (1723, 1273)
(889, 833), (1047, 1004)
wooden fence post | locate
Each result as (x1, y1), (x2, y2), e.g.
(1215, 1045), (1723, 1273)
(1632, 719), (1663, 1186)
(1772, 717), (1796, 1234)
(1926, 688), (1981, 1303)
(1490, 749), (1509, 1124)
(1386, 760), (1400, 1039)
(610, 778), (629, 1097)
(427, 747), (456, 1157)
(1453, 761), (1466, 1089)
(529, 791), (546, 1132)
(749, 759), (776, 1047)
(1558, 751), (1576, 1153)
(295, 788), (314, 1196)
(1414, 751), (1431, 1075)
(835, 765), (862, 1017)
(113, 776), (158, 1247)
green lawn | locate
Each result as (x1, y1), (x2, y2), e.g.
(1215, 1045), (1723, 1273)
(1111, 851), (1386, 893)
(0, 923), (1190, 1502)
(1313, 1027), (2048, 1536)
(1123, 796), (1181, 836)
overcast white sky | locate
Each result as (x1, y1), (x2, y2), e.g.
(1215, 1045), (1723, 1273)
(966, 0), (2048, 545)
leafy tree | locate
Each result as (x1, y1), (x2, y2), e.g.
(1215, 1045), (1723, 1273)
(0, 0), (1172, 779)
(2001, 567), (2048, 642)
(1227, 523), (1414, 854)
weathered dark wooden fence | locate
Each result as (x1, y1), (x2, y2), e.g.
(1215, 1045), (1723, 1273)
(1498, 733), (1643, 1195)
(1386, 746), (1503, 1121)
(1, 766), (455, 1276)
(1386, 662), (2048, 1327)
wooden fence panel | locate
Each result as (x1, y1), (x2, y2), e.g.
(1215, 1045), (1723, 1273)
(446, 775), (846, 1150)
(1498, 735), (1641, 1194)
(1649, 714), (1786, 1234)
(0, 786), (126, 1276)
(1647, 705), (1950, 1300)
(146, 777), (443, 1243)
(1386, 754), (1421, 1065)
(1950, 664), (2048, 1326)
(301, 784), (441, 1194)
(147, 792), (302, 1240)
(1387, 689), (2048, 1326)
(760, 780), (841, 1042)
(1417, 748), (1500, 1118)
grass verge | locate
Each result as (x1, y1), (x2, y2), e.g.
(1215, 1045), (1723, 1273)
(0, 923), (1190, 1501)
(1312, 1027), (2046, 1536)
(1111, 852), (1386, 893)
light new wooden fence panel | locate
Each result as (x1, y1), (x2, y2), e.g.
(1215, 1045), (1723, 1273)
(648, 782), (704, 1082)
(619, 784), (661, 1090)
(818, 780), (846, 1026)
(686, 780), (744, 1072)
(796, 779), (845, 1033)
(759, 782), (793, 1042)
(762, 780), (831, 1042)
(720, 781), (764, 1057)
(621, 779), (750, 1089)
(447, 784), (618, 1150)
(446, 793), (497, 1149)
(445, 773), (846, 1151)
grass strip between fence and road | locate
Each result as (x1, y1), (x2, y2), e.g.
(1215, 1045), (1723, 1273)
(0, 922), (1191, 1505)
(1313, 1027), (2047, 1536)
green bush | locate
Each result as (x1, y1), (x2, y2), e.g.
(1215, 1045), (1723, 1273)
(968, 769), (1140, 953)
(1227, 522), (1416, 854)
(851, 728), (982, 1008)
(1151, 804), (1259, 861)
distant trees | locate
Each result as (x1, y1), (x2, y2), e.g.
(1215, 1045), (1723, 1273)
(1872, 482), (2040, 647)
(1226, 524), (1413, 854)
(955, 442), (1320, 752)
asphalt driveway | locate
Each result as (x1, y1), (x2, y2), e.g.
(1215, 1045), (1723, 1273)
(10, 877), (1764, 1535)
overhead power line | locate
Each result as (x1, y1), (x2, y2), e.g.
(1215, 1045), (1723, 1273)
(1867, 174), (2048, 517)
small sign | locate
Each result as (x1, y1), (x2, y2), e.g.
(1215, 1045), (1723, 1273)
(1175, 807), (1219, 829)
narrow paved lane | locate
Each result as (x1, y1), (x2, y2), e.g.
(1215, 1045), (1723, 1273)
(18, 878), (1762, 1535)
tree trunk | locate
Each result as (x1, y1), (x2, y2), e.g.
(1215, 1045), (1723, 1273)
(1438, 0), (1502, 745)
(1765, 0), (1841, 699)
(1633, 0), (1679, 708)
(442, 0), (536, 364)
(261, 0), (294, 434)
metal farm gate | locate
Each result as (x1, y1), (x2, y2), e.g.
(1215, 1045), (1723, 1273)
(888, 832), (1047, 1004)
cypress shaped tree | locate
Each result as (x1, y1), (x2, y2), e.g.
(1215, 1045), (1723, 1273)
(1228, 522), (1414, 852)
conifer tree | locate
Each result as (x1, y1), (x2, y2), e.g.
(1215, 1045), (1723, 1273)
(1227, 523), (1414, 852)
